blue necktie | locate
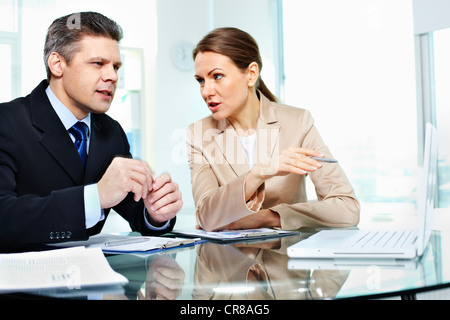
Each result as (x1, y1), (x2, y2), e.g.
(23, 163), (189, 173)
(69, 122), (89, 168)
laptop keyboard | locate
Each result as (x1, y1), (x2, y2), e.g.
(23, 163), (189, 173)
(352, 230), (418, 249)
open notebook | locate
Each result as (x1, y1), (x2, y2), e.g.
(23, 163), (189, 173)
(287, 123), (438, 259)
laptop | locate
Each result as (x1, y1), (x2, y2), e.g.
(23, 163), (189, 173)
(287, 123), (438, 259)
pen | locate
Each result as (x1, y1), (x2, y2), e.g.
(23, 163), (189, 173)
(104, 237), (149, 247)
(243, 231), (278, 237)
(309, 156), (338, 163)
(158, 238), (201, 249)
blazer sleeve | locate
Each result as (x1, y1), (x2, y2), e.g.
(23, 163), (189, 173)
(269, 110), (360, 229)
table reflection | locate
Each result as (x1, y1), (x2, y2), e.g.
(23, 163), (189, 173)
(193, 237), (349, 300)
(104, 235), (348, 300)
(106, 252), (185, 300)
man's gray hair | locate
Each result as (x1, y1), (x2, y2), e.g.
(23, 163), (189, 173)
(44, 11), (123, 81)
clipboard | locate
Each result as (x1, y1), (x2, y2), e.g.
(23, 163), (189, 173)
(171, 228), (299, 242)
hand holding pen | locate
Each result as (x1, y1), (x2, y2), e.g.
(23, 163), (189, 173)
(253, 147), (337, 179)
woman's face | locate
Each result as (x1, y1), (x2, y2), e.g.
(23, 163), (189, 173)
(194, 51), (252, 121)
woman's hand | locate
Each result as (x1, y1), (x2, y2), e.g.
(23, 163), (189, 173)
(243, 147), (325, 205)
(221, 209), (281, 230)
(255, 147), (324, 180)
(239, 147), (325, 230)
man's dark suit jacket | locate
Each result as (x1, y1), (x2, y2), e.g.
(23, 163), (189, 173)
(0, 80), (175, 248)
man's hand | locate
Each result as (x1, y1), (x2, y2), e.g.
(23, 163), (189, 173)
(97, 157), (154, 209)
(144, 173), (182, 225)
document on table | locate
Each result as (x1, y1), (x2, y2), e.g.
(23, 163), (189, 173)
(51, 233), (201, 254)
(0, 247), (128, 293)
(171, 228), (299, 242)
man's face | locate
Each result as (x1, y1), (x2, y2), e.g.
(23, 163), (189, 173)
(58, 35), (122, 119)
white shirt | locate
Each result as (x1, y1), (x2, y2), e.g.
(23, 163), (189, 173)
(45, 86), (169, 231)
(238, 133), (257, 169)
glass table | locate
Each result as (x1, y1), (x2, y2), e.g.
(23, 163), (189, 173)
(100, 230), (447, 301)
(2, 226), (449, 301)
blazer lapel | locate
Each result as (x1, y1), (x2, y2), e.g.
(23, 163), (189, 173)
(256, 121), (280, 166)
(30, 81), (84, 184)
(213, 94), (281, 177)
(256, 94), (280, 165)
(214, 121), (249, 177)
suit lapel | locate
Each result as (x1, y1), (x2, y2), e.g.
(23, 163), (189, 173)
(30, 81), (84, 185)
(84, 116), (112, 183)
(39, 127), (85, 183)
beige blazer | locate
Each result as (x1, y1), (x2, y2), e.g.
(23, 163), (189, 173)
(186, 93), (360, 231)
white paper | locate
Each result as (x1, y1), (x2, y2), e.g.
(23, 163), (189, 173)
(0, 247), (128, 292)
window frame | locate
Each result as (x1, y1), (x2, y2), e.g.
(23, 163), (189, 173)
(0, 0), (22, 100)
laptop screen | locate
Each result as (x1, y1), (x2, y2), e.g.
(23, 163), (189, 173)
(416, 123), (438, 256)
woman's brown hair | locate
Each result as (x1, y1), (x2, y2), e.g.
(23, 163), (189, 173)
(193, 27), (278, 103)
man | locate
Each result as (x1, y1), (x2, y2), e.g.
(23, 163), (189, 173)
(0, 12), (182, 248)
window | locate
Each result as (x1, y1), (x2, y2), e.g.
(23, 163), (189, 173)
(0, 44), (12, 102)
(0, 0), (21, 101)
(108, 47), (145, 159)
(282, 0), (418, 215)
(431, 29), (450, 208)
(0, 0), (19, 33)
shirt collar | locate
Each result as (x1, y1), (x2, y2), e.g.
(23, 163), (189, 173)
(45, 86), (91, 135)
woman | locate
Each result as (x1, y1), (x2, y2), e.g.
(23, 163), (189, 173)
(187, 27), (360, 231)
